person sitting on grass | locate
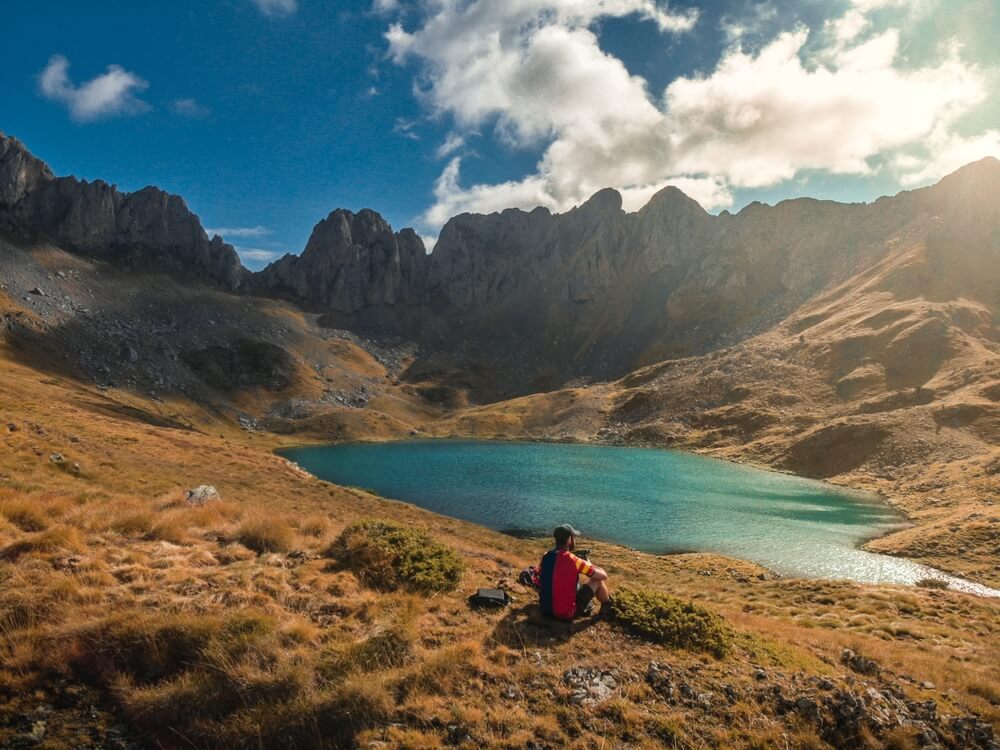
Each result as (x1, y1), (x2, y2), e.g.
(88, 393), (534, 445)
(539, 524), (611, 620)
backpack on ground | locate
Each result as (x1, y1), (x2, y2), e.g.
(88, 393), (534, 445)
(468, 588), (511, 608)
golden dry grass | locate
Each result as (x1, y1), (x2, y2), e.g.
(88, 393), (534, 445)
(236, 513), (296, 554)
(1, 350), (999, 749)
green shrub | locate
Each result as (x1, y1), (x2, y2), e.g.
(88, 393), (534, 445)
(325, 520), (463, 593)
(609, 588), (731, 658)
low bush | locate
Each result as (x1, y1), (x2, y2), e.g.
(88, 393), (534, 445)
(237, 515), (294, 554)
(608, 588), (731, 658)
(325, 520), (463, 593)
(204, 675), (393, 749)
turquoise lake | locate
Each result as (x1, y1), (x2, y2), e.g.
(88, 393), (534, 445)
(281, 440), (999, 595)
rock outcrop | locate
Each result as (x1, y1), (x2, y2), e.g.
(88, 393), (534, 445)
(251, 208), (426, 312)
(0, 132), (245, 291)
(0, 134), (54, 208)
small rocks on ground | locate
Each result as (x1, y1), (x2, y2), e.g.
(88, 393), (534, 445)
(841, 648), (880, 676)
(563, 666), (618, 705)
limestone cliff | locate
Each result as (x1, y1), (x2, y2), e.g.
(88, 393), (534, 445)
(3, 129), (998, 398)
(251, 208), (427, 312)
(0, 132), (245, 291)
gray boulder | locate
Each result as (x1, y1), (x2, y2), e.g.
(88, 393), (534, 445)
(185, 485), (221, 506)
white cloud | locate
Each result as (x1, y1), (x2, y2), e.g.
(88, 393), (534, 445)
(172, 98), (210, 118)
(894, 126), (1000, 186)
(720, 1), (777, 43)
(385, 0), (997, 232)
(424, 157), (559, 228)
(436, 132), (465, 158)
(851, 0), (926, 12)
(385, 1), (699, 227)
(619, 176), (733, 212)
(206, 225), (271, 238)
(38, 55), (150, 122)
(417, 233), (438, 252)
(236, 246), (282, 262)
(827, 9), (869, 43)
(372, 0), (399, 14)
(663, 30), (987, 188)
(394, 117), (421, 140)
(251, 0), (297, 17)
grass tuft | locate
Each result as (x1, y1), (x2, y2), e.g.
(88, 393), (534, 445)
(0, 525), (84, 562)
(609, 587), (731, 658)
(0, 498), (48, 532)
(236, 514), (295, 554)
(915, 577), (949, 590)
(321, 627), (413, 682)
(110, 510), (155, 536)
(297, 514), (331, 538)
(325, 520), (463, 593)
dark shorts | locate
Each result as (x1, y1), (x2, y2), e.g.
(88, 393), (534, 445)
(575, 582), (596, 616)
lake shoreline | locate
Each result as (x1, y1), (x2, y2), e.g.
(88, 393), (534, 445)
(277, 437), (1000, 598)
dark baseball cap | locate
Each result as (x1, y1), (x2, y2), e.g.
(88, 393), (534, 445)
(553, 524), (581, 544)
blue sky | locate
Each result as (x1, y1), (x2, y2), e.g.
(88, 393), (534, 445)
(3, 1), (998, 269)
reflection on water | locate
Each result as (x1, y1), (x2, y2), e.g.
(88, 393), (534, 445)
(280, 440), (1000, 597)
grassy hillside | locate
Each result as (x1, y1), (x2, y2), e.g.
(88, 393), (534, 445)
(2, 335), (999, 749)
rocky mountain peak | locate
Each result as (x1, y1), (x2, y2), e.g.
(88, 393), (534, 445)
(0, 132), (55, 211)
(253, 206), (427, 313)
(928, 156), (1000, 206)
(576, 187), (624, 216)
(0, 133), (246, 291)
(639, 185), (708, 217)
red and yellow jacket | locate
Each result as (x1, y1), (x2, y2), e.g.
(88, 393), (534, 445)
(538, 548), (595, 620)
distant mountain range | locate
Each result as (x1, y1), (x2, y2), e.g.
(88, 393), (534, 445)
(2, 131), (998, 397)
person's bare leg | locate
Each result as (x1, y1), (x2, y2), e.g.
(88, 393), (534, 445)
(586, 578), (610, 603)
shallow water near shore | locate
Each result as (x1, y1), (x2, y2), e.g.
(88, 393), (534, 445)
(281, 440), (1000, 597)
